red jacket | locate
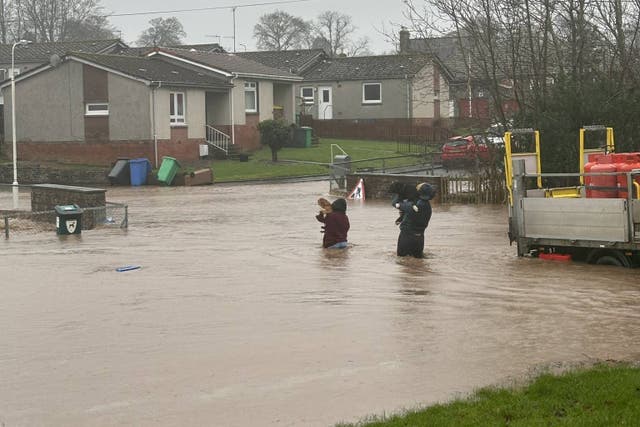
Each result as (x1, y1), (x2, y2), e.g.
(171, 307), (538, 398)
(316, 211), (350, 248)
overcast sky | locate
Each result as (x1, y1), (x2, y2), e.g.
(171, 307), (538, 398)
(100, 0), (410, 53)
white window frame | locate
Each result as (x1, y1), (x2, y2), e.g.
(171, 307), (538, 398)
(170, 92), (186, 125)
(85, 103), (109, 116)
(362, 82), (382, 104)
(300, 86), (314, 105)
(244, 81), (258, 113)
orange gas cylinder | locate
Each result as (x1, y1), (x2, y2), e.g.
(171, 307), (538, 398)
(616, 161), (640, 198)
(589, 163), (618, 198)
(612, 153), (639, 163)
(585, 154), (609, 198)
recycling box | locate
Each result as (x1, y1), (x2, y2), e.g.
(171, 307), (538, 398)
(55, 204), (83, 235)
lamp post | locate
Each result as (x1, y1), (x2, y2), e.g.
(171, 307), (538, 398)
(11, 39), (31, 189)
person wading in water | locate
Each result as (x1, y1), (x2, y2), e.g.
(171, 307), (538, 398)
(391, 182), (436, 258)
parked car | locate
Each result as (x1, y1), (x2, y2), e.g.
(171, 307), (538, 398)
(441, 135), (490, 168)
(485, 120), (513, 146)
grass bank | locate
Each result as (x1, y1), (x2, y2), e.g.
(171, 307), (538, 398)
(337, 363), (640, 427)
(210, 138), (425, 182)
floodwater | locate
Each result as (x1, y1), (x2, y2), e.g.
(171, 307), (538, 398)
(1, 181), (640, 427)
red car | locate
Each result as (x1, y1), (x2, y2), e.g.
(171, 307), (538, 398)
(441, 135), (490, 168)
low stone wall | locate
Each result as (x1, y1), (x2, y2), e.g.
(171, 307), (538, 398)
(31, 184), (107, 229)
(3, 139), (206, 167)
(0, 162), (110, 186)
(346, 173), (442, 202)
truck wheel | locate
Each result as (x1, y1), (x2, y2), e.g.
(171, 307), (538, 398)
(590, 251), (632, 268)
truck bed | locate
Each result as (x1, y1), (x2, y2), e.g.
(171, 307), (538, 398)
(522, 198), (634, 242)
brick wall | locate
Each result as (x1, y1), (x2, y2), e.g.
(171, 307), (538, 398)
(234, 115), (261, 151)
(345, 173), (442, 202)
(299, 116), (453, 142)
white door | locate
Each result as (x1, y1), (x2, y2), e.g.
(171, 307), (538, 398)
(318, 86), (333, 120)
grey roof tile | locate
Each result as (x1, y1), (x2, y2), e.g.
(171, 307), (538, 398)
(407, 37), (473, 81)
(236, 49), (326, 74)
(0, 39), (126, 63)
(154, 47), (302, 80)
(302, 54), (434, 81)
(68, 52), (232, 89)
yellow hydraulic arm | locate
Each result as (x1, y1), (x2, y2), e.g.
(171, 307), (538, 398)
(504, 128), (542, 205)
(579, 125), (614, 185)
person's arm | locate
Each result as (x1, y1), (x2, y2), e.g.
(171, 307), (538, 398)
(316, 212), (327, 223)
(395, 200), (417, 213)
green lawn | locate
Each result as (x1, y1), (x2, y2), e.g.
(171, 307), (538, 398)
(210, 138), (427, 182)
(336, 363), (640, 427)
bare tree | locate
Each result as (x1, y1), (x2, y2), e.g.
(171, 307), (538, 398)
(253, 10), (311, 50)
(136, 17), (186, 47)
(64, 15), (115, 41)
(16, 0), (105, 42)
(400, 0), (640, 167)
(314, 11), (357, 56)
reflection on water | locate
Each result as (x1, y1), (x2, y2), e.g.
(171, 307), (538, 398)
(1, 181), (639, 427)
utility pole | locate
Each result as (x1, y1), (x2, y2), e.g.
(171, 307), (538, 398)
(232, 7), (237, 52)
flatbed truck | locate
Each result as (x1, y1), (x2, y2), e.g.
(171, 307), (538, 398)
(508, 159), (640, 267)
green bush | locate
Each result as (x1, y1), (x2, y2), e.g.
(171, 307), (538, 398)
(257, 119), (291, 162)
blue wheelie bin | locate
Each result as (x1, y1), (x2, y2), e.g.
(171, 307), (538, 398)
(129, 158), (151, 186)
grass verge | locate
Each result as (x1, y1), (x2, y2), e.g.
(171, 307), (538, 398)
(336, 363), (640, 427)
(210, 138), (427, 182)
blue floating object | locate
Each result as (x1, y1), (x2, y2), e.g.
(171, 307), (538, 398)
(116, 265), (141, 272)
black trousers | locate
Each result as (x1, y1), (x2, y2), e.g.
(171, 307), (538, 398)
(397, 230), (424, 258)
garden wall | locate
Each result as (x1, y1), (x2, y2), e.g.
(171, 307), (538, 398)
(346, 173), (442, 202)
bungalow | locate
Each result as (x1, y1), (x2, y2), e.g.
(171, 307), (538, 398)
(147, 47), (302, 150)
(297, 54), (452, 124)
(0, 39), (129, 79)
(237, 49), (454, 134)
(399, 29), (518, 120)
(0, 49), (301, 166)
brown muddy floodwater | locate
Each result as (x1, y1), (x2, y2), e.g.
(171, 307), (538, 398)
(1, 180), (640, 427)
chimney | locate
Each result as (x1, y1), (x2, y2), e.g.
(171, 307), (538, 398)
(399, 27), (410, 53)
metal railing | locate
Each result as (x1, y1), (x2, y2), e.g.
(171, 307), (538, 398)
(205, 125), (231, 154)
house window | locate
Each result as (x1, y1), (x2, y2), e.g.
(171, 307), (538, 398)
(85, 103), (109, 116)
(245, 81), (258, 112)
(362, 83), (381, 104)
(301, 87), (314, 105)
(170, 92), (185, 124)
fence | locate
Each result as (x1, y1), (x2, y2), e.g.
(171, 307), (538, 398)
(396, 133), (449, 156)
(2, 202), (128, 238)
(440, 174), (507, 204)
(299, 115), (452, 142)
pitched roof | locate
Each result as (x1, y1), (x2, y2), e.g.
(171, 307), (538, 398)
(15, 52), (232, 90)
(236, 49), (326, 74)
(150, 48), (303, 81)
(302, 54), (434, 82)
(407, 36), (472, 81)
(0, 39), (128, 63)
(119, 43), (226, 57)
(174, 43), (225, 53)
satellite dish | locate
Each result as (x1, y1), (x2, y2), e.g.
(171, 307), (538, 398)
(49, 54), (61, 67)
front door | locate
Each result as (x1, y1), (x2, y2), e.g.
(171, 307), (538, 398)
(318, 86), (333, 120)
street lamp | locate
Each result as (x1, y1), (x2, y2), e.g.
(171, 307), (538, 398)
(11, 39), (31, 187)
